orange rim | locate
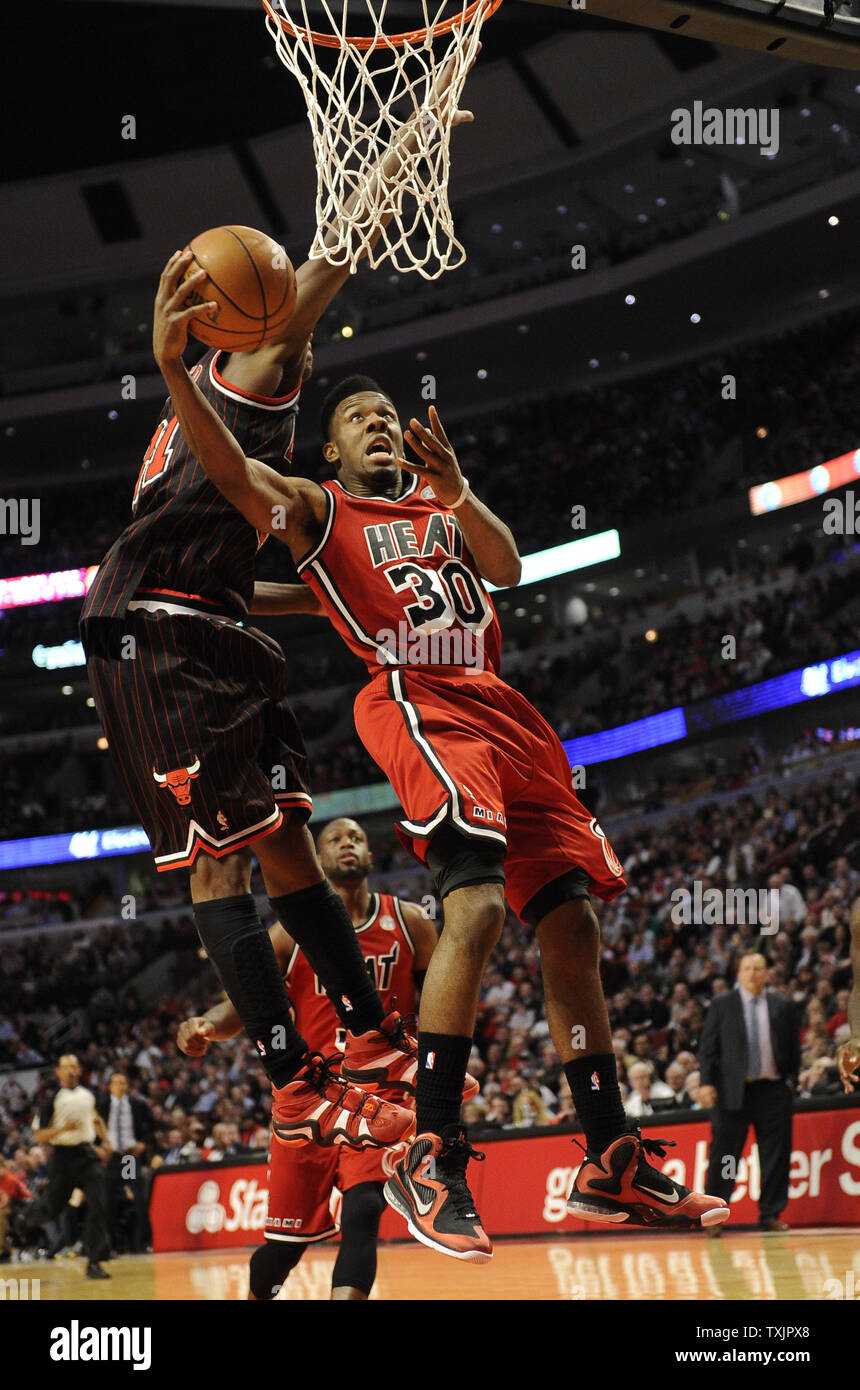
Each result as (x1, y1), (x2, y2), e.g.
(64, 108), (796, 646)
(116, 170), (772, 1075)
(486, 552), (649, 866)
(261, 0), (503, 50)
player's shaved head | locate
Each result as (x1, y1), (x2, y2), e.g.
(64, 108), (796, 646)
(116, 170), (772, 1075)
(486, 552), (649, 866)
(317, 817), (372, 883)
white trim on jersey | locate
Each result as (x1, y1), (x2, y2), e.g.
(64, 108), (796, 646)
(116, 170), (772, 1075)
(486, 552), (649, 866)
(353, 892), (380, 935)
(296, 488), (336, 574)
(284, 942), (301, 980)
(330, 475), (418, 505)
(305, 558), (393, 664)
(264, 1224), (339, 1244)
(208, 354), (302, 412)
(391, 896), (416, 955)
(389, 669), (508, 847)
(153, 806), (283, 867)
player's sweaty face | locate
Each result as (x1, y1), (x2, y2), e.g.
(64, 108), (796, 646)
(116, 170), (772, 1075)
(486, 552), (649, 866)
(317, 818), (371, 881)
(334, 393), (403, 480)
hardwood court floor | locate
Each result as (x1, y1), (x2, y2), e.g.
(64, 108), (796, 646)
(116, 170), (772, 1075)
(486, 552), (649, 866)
(13, 1227), (860, 1301)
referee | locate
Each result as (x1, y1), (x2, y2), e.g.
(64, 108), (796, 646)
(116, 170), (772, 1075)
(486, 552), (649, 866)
(32, 1054), (112, 1279)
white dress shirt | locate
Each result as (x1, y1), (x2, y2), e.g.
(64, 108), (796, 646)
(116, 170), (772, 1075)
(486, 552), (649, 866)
(738, 984), (780, 1081)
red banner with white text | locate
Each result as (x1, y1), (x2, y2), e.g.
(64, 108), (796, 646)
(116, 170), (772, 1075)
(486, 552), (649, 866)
(149, 1106), (860, 1252)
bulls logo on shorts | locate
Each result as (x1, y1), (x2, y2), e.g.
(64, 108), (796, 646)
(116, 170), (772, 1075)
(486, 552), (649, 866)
(152, 756), (201, 806)
(589, 817), (624, 878)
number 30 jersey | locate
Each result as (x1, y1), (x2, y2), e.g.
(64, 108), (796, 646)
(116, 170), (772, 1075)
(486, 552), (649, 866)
(285, 893), (419, 1055)
(296, 476), (503, 677)
(81, 350), (300, 623)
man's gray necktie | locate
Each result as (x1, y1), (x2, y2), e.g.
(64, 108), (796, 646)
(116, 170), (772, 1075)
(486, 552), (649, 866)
(748, 998), (762, 1079)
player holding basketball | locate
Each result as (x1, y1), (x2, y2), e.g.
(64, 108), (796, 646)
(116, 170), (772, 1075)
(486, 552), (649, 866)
(148, 258), (731, 1257)
(80, 87), (475, 1159)
(178, 817), (474, 1299)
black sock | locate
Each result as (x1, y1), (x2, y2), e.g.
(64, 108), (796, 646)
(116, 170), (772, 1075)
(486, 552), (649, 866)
(248, 1240), (306, 1300)
(193, 894), (307, 1088)
(270, 883), (384, 1036)
(564, 1054), (630, 1153)
(415, 1032), (473, 1137)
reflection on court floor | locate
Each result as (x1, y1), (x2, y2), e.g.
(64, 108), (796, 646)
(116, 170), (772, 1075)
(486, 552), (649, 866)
(15, 1228), (860, 1301)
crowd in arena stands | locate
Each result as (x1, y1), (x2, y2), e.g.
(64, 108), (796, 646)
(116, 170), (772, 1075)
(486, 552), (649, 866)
(1, 754), (858, 1257)
(508, 539), (860, 736)
(1, 312), (858, 587)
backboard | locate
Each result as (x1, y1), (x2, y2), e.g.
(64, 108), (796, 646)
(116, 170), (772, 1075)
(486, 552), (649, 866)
(521, 0), (860, 69)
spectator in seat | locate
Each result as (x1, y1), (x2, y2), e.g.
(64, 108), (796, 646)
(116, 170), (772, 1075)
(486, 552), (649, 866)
(483, 1095), (513, 1130)
(624, 1062), (674, 1118)
(0, 1155), (34, 1260)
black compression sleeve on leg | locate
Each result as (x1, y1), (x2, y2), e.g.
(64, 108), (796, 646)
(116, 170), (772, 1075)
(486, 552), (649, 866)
(193, 894), (307, 1088)
(416, 1032), (473, 1138)
(270, 882), (384, 1036)
(249, 1239), (307, 1300)
(331, 1183), (385, 1297)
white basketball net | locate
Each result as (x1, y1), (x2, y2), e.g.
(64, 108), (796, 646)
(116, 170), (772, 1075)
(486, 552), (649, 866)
(262, 1), (500, 280)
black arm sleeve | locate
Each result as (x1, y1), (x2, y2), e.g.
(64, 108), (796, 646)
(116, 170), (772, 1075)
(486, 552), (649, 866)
(413, 970), (427, 994)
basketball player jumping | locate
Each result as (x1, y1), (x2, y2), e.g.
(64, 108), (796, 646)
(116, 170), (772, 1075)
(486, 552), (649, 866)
(80, 89), (475, 1158)
(178, 817), (474, 1299)
(149, 253), (732, 1258)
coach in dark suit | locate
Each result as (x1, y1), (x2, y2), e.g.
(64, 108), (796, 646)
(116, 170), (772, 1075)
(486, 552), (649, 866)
(698, 953), (800, 1231)
(97, 1072), (155, 1253)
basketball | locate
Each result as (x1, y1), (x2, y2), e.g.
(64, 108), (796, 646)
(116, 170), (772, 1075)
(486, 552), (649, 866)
(179, 225), (297, 352)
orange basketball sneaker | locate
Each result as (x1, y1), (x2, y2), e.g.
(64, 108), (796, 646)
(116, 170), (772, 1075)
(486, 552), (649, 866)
(384, 1125), (493, 1263)
(272, 1052), (415, 1151)
(567, 1128), (730, 1229)
(342, 1011), (480, 1103)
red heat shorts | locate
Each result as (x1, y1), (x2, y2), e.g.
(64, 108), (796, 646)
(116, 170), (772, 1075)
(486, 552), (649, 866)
(353, 666), (627, 920)
(264, 1136), (410, 1243)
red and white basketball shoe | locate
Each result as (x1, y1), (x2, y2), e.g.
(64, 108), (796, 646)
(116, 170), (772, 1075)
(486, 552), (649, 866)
(384, 1125), (493, 1263)
(272, 1052), (415, 1151)
(342, 1012), (480, 1103)
(567, 1128), (730, 1229)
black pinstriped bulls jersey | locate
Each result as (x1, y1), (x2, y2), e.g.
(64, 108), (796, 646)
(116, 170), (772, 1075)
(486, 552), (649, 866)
(81, 350), (300, 623)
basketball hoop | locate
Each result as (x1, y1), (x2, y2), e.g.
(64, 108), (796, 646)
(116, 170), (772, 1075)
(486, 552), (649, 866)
(260, 1), (504, 279)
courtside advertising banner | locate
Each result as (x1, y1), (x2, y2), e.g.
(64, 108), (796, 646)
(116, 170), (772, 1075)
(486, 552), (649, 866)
(150, 1106), (860, 1252)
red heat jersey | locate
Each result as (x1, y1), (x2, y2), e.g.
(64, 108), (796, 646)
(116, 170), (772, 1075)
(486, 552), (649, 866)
(285, 892), (417, 1054)
(296, 477), (502, 677)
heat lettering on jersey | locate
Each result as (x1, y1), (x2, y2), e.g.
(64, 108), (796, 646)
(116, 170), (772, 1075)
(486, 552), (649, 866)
(314, 947), (399, 996)
(363, 513), (461, 568)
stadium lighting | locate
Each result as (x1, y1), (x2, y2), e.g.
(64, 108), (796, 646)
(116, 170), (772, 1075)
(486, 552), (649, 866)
(749, 447), (860, 514)
(486, 529), (621, 592)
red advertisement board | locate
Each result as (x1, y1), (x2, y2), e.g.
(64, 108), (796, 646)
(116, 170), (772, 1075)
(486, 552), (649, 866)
(150, 1107), (860, 1252)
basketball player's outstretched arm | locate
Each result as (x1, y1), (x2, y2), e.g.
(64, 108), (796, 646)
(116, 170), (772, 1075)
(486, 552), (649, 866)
(250, 582), (324, 617)
(220, 57), (477, 397)
(153, 251), (326, 547)
(177, 923), (298, 1052)
(400, 406), (521, 589)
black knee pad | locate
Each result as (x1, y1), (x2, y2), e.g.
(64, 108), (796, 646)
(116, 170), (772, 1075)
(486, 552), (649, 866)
(331, 1183), (385, 1296)
(426, 822), (506, 902)
(521, 866), (591, 926)
(249, 1239), (307, 1300)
